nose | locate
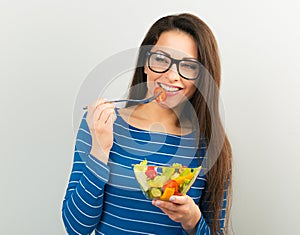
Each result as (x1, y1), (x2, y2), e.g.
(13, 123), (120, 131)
(165, 63), (180, 81)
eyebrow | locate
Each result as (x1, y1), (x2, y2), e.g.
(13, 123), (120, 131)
(153, 49), (198, 61)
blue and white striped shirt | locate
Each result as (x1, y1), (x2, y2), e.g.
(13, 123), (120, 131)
(62, 109), (227, 234)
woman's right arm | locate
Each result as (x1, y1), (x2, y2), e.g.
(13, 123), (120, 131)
(62, 100), (115, 235)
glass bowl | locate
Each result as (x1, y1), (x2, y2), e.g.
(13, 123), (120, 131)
(133, 160), (202, 201)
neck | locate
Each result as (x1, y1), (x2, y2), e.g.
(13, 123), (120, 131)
(135, 102), (184, 127)
(120, 102), (193, 136)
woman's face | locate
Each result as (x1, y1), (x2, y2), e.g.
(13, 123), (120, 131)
(144, 30), (198, 108)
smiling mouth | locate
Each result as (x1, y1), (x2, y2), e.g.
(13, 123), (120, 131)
(158, 83), (183, 92)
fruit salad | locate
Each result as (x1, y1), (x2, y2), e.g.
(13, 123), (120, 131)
(133, 160), (202, 200)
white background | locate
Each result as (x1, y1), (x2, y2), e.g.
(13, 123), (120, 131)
(1, 0), (300, 234)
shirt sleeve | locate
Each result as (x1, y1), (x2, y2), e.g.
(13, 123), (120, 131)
(182, 181), (228, 235)
(61, 113), (110, 235)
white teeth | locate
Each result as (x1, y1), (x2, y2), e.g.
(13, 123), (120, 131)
(159, 83), (180, 92)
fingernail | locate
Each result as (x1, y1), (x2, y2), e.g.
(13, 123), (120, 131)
(156, 201), (161, 206)
(169, 196), (175, 202)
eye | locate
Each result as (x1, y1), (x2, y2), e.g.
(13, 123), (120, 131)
(180, 62), (199, 71)
(153, 54), (169, 64)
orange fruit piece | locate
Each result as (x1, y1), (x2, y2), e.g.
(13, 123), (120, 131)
(160, 187), (175, 200)
(154, 87), (166, 102)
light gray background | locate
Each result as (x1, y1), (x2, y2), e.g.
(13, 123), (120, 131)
(1, 0), (299, 234)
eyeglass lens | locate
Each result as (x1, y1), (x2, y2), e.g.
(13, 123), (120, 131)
(148, 52), (201, 80)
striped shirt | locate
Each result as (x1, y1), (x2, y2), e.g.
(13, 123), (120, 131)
(62, 109), (227, 234)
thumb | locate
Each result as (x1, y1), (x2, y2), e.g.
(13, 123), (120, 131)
(169, 195), (189, 204)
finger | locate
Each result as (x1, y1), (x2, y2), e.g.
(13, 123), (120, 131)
(88, 98), (107, 114)
(152, 200), (178, 212)
(93, 108), (114, 132)
(86, 98), (108, 124)
(152, 201), (183, 222)
(98, 108), (116, 125)
(160, 208), (183, 223)
(95, 99), (114, 110)
(93, 103), (115, 121)
(106, 111), (117, 125)
(168, 195), (189, 205)
(88, 103), (114, 131)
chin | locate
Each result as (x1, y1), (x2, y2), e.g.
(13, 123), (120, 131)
(156, 99), (187, 110)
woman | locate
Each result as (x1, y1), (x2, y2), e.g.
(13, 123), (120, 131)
(62, 13), (232, 235)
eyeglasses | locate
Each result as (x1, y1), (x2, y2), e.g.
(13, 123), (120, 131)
(146, 51), (202, 80)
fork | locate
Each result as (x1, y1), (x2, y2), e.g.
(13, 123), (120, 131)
(83, 91), (162, 110)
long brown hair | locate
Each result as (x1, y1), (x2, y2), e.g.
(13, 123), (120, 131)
(127, 13), (232, 234)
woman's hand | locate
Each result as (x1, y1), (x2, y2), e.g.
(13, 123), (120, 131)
(152, 195), (201, 233)
(86, 98), (116, 164)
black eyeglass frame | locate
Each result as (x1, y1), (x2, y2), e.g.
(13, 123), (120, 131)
(146, 51), (202, 80)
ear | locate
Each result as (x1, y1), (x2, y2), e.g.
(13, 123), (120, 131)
(144, 65), (148, 74)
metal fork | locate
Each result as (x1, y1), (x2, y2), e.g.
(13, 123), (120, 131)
(83, 91), (162, 110)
